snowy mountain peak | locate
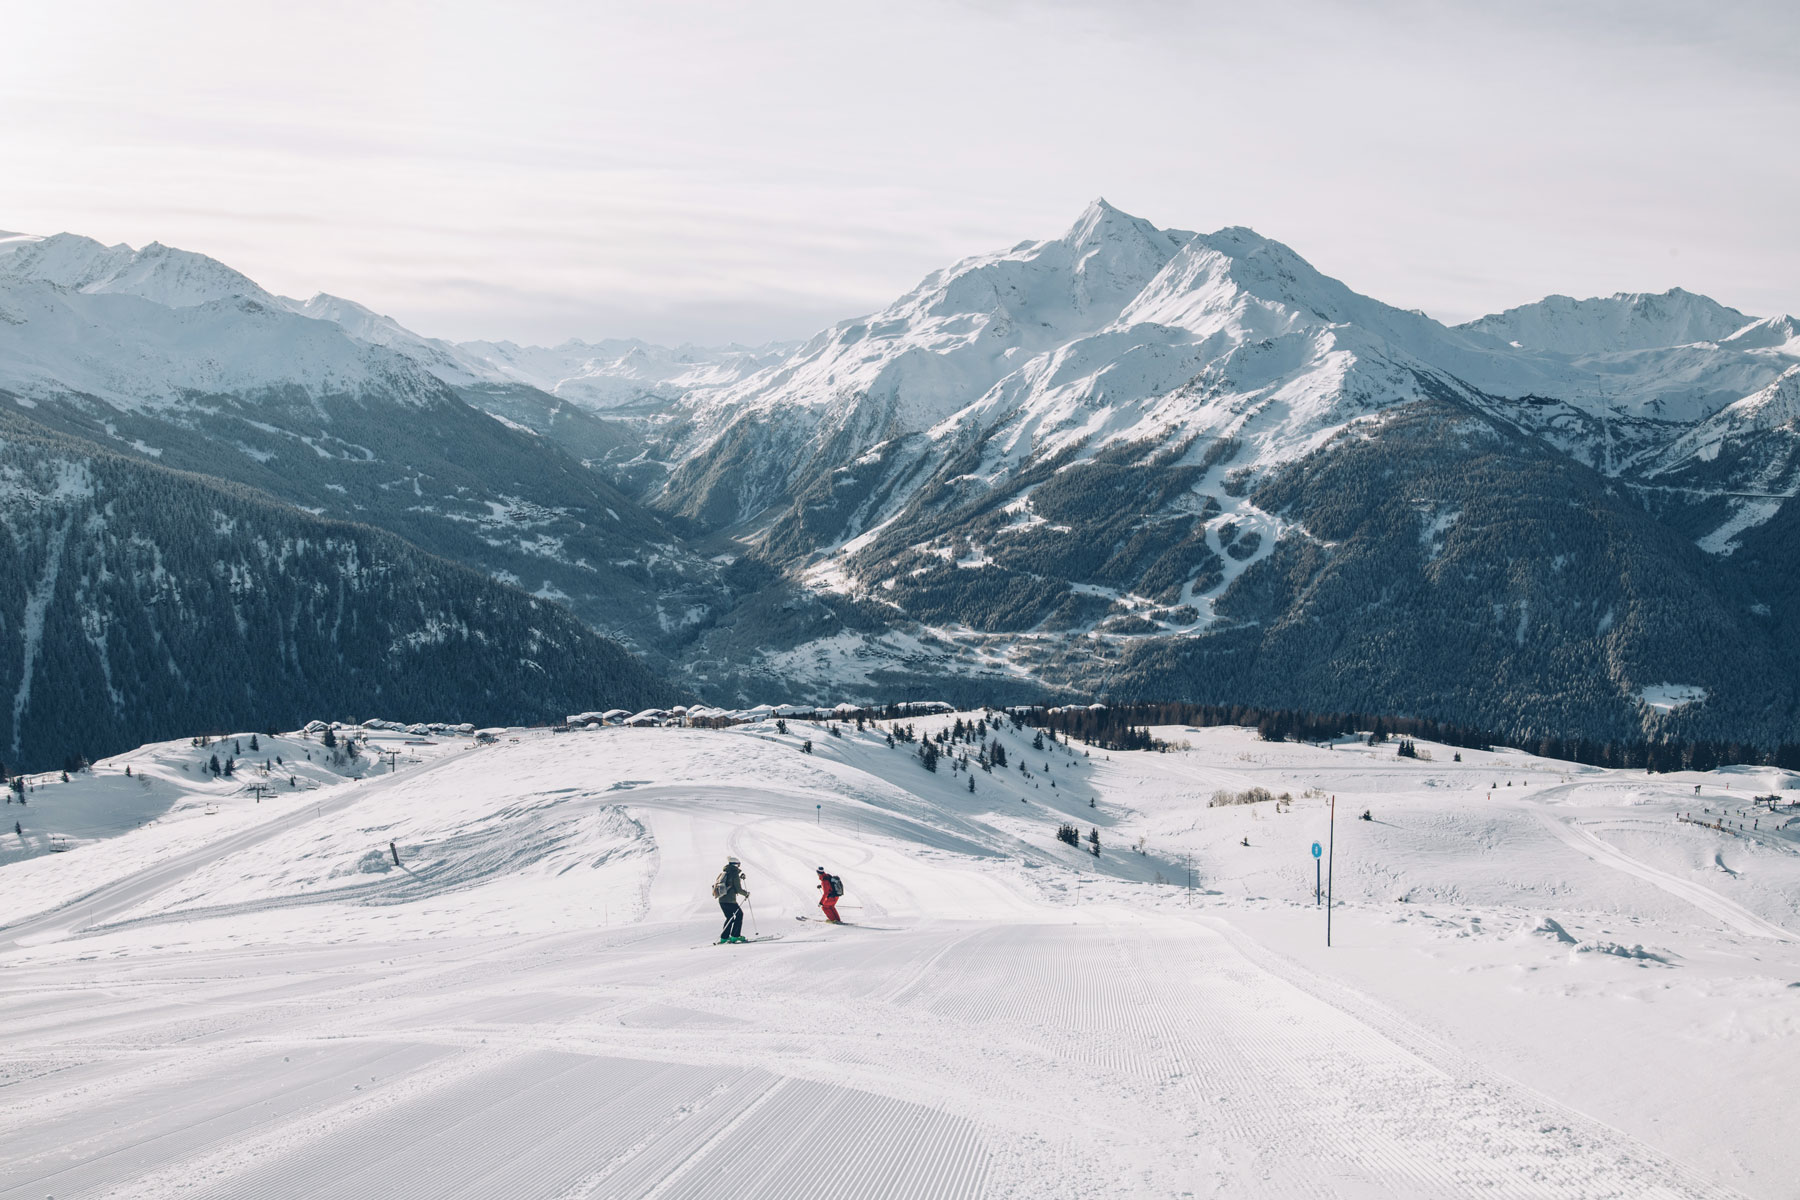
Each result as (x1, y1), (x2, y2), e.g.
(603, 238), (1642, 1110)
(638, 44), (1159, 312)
(1457, 287), (1754, 356)
(798, 201), (1186, 364)
(1721, 314), (1800, 352)
(659, 200), (1800, 553)
(1643, 364), (1800, 535)
(0, 242), (461, 409)
(0, 231), (275, 309)
(1063, 197), (1179, 250)
(288, 292), (415, 345)
(1056, 199), (1197, 317)
(1729, 363), (1800, 427)
(1190, 226), (1369, 324)
(666, 202), (1209, 462)
(1197, 224), (1294, 262)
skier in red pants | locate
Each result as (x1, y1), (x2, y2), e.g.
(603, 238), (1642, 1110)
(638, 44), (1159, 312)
(816, 867), (844, 923)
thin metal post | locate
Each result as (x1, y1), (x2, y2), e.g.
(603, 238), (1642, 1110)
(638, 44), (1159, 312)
(1326, 794), (1336, 947)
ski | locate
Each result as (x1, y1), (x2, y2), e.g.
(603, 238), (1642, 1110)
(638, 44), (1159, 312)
(796, 915), (855, 926)
(712, 934), (783, 945)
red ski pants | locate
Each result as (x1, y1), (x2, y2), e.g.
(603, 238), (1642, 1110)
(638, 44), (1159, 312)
(819, 895), (841, 923)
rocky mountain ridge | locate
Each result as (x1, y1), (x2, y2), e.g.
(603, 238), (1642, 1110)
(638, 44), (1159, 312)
(6, 207), (1799, 747)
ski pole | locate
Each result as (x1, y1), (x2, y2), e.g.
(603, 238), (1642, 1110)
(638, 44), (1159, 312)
(746, 897), (759, 935)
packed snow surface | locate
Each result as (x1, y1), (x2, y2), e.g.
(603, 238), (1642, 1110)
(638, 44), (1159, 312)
(4, 718), (1798, 1198)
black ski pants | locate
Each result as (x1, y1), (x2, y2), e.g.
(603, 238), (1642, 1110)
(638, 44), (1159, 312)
(719, 898), (744, 940)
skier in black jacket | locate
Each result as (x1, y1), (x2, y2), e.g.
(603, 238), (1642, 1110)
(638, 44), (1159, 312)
(713, 857), (749, 943)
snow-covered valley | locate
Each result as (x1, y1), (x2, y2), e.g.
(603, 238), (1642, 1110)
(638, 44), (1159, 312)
(5, 715), (1796, 1198)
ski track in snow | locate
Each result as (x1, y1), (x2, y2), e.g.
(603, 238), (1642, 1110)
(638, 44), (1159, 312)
(1534, 811), (1797, 943)
(1, 724), (1786, 1198)
(0, 916), (1728, 1200)
(0, 753), (449, 948)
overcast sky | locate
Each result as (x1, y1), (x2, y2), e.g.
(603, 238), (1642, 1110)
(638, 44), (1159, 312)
(3, 0), (1795, 346)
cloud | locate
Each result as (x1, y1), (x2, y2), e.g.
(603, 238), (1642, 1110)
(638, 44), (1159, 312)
(2, 0), (1794, 345)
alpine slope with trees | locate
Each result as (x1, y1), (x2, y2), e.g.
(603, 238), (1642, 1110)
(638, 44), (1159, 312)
(0, 411), (678, 770)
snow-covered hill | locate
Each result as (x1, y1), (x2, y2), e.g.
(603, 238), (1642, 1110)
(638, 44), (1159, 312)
(4, 714), (1796, 1197)
(0, 726), (436, 871)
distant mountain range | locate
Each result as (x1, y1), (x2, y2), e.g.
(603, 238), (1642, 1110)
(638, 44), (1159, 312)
(2, 205), (1796, 766)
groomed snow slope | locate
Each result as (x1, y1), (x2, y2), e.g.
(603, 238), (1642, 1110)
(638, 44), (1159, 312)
(3, 718), (1797, 1198)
